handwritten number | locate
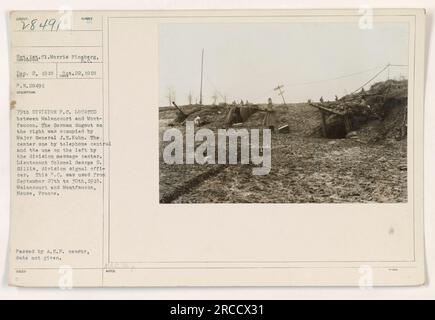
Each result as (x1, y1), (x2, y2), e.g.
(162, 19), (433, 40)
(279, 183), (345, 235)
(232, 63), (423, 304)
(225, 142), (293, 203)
(20, 18), (62, 31)
(39, 19), (48, 30)
(30, 19), (37, 30)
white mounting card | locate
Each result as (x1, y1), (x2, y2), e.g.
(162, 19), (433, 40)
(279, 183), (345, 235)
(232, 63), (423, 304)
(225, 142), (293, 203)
(8, 9), (426, 287)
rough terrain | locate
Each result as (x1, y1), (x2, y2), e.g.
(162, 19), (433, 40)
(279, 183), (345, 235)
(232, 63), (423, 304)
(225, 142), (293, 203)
(159, 80), (408, 203)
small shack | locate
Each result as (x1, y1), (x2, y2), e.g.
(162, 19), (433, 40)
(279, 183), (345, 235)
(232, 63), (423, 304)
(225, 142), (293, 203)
(225, 105), (258, 125)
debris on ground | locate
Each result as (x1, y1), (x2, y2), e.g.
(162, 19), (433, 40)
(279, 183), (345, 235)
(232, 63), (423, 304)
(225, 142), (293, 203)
(159, 79), (408, 203)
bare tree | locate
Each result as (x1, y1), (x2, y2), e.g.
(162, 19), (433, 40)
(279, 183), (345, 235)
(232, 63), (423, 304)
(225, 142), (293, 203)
(188, 91), (193, 105)
(166, 87), (176, 106)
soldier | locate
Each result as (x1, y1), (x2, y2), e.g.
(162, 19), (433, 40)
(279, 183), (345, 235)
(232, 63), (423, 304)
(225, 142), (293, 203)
(264, 98), (277, 132)
(267, 97), (273, 111)
(320, 96), (324, 103)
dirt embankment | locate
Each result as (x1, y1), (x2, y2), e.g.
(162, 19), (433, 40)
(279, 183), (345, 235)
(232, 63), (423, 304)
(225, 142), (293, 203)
(312, 79), (408, 142)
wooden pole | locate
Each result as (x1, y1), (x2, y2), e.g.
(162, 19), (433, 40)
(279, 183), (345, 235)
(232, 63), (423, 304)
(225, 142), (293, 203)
(274, 84), (286, 105)
(199, 48), (204, 105)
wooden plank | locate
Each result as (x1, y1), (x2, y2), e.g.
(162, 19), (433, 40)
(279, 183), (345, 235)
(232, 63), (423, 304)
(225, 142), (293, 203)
(172, 101), (187, 116)
(308, 102), (345, 116)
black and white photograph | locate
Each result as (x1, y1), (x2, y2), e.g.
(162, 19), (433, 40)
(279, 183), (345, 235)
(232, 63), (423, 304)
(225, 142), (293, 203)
(159, 21), (409, 203)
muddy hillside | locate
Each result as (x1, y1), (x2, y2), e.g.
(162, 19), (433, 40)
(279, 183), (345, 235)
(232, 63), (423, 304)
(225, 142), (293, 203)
(159, 79), (408, 203)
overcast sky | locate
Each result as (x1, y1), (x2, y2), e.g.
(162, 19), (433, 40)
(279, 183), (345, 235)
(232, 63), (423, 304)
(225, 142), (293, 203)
(159, 22), (409, 106)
